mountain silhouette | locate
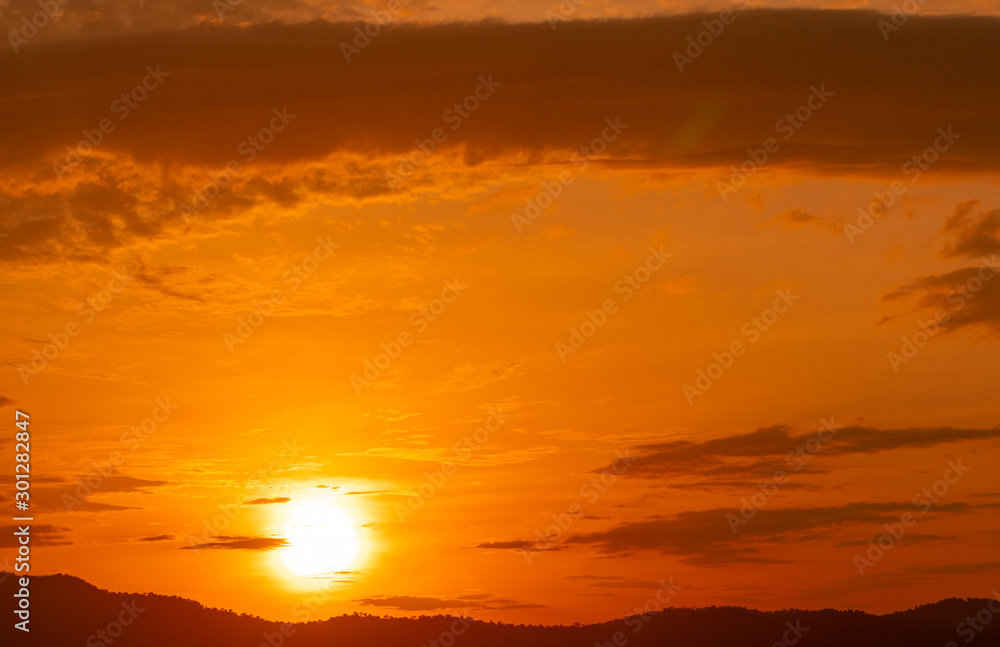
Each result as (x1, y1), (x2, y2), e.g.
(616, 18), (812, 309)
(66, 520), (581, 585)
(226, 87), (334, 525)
(3, 572), (999, 646)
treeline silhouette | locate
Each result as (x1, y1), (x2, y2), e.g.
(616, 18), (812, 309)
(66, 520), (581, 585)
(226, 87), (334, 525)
(2, 572), (999, 646)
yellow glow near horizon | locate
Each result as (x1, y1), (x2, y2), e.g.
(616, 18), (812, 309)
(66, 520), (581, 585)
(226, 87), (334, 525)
(278, 499), (363, 578)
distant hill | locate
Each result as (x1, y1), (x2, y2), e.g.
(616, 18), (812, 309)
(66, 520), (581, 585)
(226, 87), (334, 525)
(3, 572), (999, 646)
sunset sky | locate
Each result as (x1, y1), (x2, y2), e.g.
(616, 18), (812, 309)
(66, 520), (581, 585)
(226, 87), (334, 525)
(1, 0), (999, 627)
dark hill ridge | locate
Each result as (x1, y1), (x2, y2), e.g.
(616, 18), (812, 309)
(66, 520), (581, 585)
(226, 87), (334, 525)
(2, 572), (999, 646)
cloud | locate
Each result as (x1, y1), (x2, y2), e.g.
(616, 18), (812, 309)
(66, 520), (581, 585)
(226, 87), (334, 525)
(138, 534), (176, 542)
(878, 200), (1000, 335)
(432, 361), (523, 393)
(880, 260), (1000, 336)
(0, 0), (439, 40)
(24, 489), (138, 513)
(243, 497), (291, 505)
(1, 474), (170, 513)
(541, 224), (574, 240)
(3, 0), (1000, 43)
(905, 559), (1000, 575)
(181, 535), (289, 550)
(564, 575), (664, 589)
(766, 208), (839, 233)
(833, 533), (953, 547)
(477, 502), (977, 565)
(563, 502), (975, 565)
(348, 445), (559, 466)
(132, 263), (207, 301)
(609, 424), (1000, 484)
(662, 276), (697, 295)
(6, 13), (999, 172)
(941, 200), (1000, 259)
(355, 594), (544, 611)
(474, 539), (568, 551)
(2, 12), (999, 263)
(800, 559), (1000, 599)
(90, 476), (171, 493)
(0, 524), (72, 547)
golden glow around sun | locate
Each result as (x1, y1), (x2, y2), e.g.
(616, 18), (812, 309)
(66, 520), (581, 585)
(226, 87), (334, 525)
(278, 499), (363, 577)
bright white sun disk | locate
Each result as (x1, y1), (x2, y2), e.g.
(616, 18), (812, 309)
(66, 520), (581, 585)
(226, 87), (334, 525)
(279, 500), (363, 577)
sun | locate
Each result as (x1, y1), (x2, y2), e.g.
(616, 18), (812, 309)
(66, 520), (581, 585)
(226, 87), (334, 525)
(278, 499), (363, 577)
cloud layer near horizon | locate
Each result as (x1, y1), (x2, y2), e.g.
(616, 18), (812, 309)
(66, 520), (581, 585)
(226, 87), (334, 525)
(3, 0), (1000, 41)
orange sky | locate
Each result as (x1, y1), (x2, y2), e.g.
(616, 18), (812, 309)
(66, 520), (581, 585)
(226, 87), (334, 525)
(1, 0), (999, 626)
